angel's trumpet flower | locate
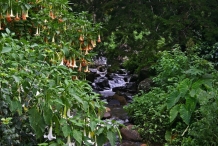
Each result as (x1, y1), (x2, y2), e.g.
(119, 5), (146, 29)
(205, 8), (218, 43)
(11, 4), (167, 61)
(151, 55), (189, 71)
(52, 35), (55, 43)
(85, 48), (89, 55)
(44, 125), (56, 141)
(34, 27), (39, 36)
(91, 40), (96, 48)
(84, 65), (90, 73)
(78, 63), (82, 72)
(67, 109), (73, 118)
(26, 10), (29, 17)
(59, 58), (64, 66)
(6, 11), (12, 22)
(72, 57), (78, 68)
(79, 34), (84, 41)
(0, 21), (3, 30)
(97, 34), (101, 43)
(22, 12), (27, 20)
(14, 12), (20, 21)
(10, 8), (15, 17)
(66, 135), (75, 146)
(72, 75), (78, 80)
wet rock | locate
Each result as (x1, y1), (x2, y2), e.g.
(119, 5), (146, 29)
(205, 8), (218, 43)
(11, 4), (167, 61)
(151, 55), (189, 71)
(112, 86), (127, 93)
(117, 69), (127, 75)
(111, 94), (127, 105)
(138, 66), (155, 81)
(86, 72), (100, 83)
(129, 74), (139, 82)
(120, 125), (142, 142)
(103, 112), (111, 119)
(138, 78), (153, 92)
(95, 77), (110, 89)
(107, 99), (121, 106)
(97, 65), (107, 72)
(125, 82), (137, 93)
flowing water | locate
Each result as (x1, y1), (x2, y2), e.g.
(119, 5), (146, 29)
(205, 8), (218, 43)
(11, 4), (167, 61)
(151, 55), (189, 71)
(89, 57), (144, 146)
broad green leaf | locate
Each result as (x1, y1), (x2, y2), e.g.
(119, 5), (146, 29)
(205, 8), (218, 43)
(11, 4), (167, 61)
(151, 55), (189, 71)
(43, 106), (53, 125)
(179, 105), (191, 125)
(62, 125), (71, 137)
(107, 131), (116, 146)
(185, 96), (197, 112)
(73, 129), (83, 145)
(12, 75), (20, 83)
(167, 91), (181, 109)
(6, 28), (10, 34)
(68, 88), (83, 104)
(97, 133), (107, 146)
(178, 78), (190, 97)
(1, 46), (12, 53)
(9, 100), (22, 115)
(169, 104), (180, 123)
(165, 130), (172, 142)
(90, 120), (97, 132)
(29, 107), (45, 138)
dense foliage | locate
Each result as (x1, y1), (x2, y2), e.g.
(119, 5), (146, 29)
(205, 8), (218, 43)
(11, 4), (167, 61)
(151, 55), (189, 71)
(125, 47), (218, 145)
(70, 0), (218, 74)
(0, 0), (118, 145)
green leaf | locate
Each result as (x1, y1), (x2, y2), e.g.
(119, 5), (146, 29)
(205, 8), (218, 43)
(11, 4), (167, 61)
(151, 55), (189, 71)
(68, 88), (83, 104)
(9, 100), (22, 115)
(12, 75), (20, 83)
(97, 133), (107, 146)
(1, 46), (12, 53)
(73, 129), (83, 145)
(107, 131), (116, 146)
(6, 28), (10, 34)
(178, 78), (190, 97)
(169, 104), (180, 123)
(62, 125), (71, 137)
(179, 105), (191, 125)
(29, 107), (45, 138)
(167, 91), (181, 109)
(185, 96), (197, 112)
(43, 106), (53, 125)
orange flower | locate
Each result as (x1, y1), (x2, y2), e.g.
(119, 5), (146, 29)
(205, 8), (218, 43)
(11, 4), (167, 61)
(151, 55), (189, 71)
(14, 13), (20, 21)
(79, 34), (84, 41)
(97, 34), (101, 43)
(84, 65), (90, 73)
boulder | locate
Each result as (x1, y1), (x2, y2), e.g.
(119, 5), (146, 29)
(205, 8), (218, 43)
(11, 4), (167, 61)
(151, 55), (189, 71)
(103, 112), (111, 119)
(95, 77), (110, 89)
(120, 125), (142, 142)
(137, 78), (153, 92)
(111, 94), (127, 105)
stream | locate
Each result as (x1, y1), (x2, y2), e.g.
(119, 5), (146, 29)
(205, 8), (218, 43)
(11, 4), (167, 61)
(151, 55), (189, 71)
(88, 57), (145, 146)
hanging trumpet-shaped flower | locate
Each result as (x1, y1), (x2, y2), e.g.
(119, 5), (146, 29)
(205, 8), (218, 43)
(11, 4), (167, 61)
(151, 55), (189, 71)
(52, 35), (55, 43)
(78, 63), (82, 72)
(84, 47), (89, 55)
(72, 57), (78, 68)
(66, 135), (75, 146)
(72, 75), (78, 80)
(97, 34), (101, 43)
(91, 40), (96, 48)
(84, 65), (90, 73)
(79, 34), (84, 41)
(34, 27), (39, 36)
(6, 11), (12, 22)
(10, 8), (15, 17)
(44, 125), (56, 141)
(0, 21), (3, 30)
(67, 109), (74, 118)
(26, 10), (29, 17)
(22, 11), (27, 20)
(59, 58), (64, 66)
(68, 59), (73, 68)
(14, 12), (20, 21)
